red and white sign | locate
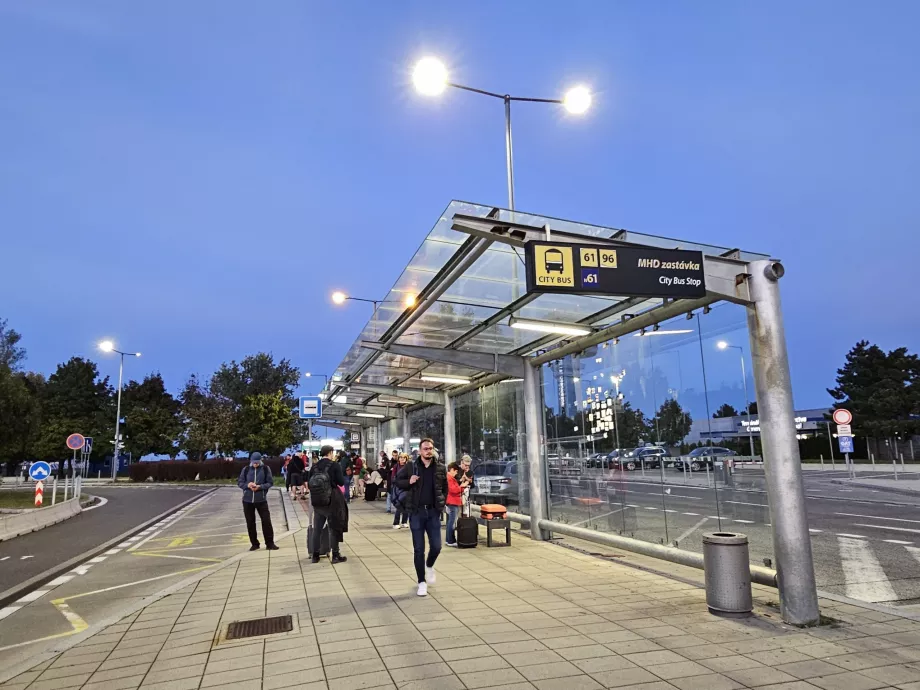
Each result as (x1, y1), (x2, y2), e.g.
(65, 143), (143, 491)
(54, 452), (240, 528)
(832, 409), (852, 425)
(34, 480), (43, 507)
(65, 433), (85, 450)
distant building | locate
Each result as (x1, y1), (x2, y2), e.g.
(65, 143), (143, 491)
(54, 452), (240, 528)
(686, 407), (829, 443)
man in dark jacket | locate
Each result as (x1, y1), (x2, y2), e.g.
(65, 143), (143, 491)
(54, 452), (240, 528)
(288, 452), (306, 500)
(237, 452), (278, 551)
(395, 438), (447, 597)
(309, 445), (348, 565)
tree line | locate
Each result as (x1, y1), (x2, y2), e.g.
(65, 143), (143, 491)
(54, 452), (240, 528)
(0, 318), (309, 473)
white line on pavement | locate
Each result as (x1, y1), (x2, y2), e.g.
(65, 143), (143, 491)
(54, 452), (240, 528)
(0, 606), (21, 621)
(853, 523), (920, 535)
(17, 590), (49, 603)
(683, 512), (699, 516)
(883, 540), (913, 545)
(86, 556), (107, 564)
(46, 575), (74, 586)
(838, 536), (898, 602)
(675, 517), (710, 544)
(0, 556), (8, 561)
(733, 519), (754, 524)
(809, 529), (823, 533)
(81, 496), (108, 512)
(19, 556), (33, 560)
(838, 533), (868, 539)
(836, 512), (920, 524)
(707, 516), (722, 520)
(725, 501), (768, 507)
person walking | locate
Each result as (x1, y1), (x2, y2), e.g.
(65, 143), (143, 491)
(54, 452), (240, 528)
(308, 445), (348, 564)
(237, 452), (278, 551)
(444, 462), (464, 547)
(395, 438), (446, 596)
(391, 452), (410, 529)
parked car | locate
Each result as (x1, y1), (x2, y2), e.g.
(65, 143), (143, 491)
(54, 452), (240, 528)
(586, 453), (607, 469)
(674, 446), (737, 471)
(470, 461), (519, 506)
(608, 448), (638, 470)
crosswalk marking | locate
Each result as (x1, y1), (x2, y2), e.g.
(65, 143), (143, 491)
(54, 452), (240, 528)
(838, 536), (897, 603)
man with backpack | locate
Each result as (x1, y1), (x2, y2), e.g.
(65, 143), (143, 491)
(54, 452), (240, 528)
(394, 438), (447, 596)
(237, 452), (278, 551)
(308, 445), (348, 565)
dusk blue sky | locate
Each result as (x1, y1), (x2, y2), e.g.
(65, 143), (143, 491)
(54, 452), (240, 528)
(2, 1), (918, 414)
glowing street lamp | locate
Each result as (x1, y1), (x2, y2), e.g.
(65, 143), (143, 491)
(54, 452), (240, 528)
(412, 56), (592, 210)
(98, 340), (141, 480)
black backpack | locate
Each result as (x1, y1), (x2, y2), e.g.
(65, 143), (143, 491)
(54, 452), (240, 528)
(309, 464), (333, 507)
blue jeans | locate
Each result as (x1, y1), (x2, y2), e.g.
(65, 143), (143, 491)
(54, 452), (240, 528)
(343, 477), (352, 503)
(385, 491), (392, 513)
(445, 505), (460, 544)
(409, 506), (442, 583)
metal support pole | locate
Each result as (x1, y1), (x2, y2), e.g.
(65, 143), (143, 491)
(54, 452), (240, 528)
(827, 422), (836, 469)
(376, 422), (383, 460)
(443, 392), (456, 464)
(504, 96), (515, 211)
(740, 353), (755, 458)
(359, 427), (366, 459)
(402, 408), (411, 454)
(52, 477), (58, 506)
(746, 260), (819, 626)
(112, 353), (124, 481)
(523, 359), (548, 541)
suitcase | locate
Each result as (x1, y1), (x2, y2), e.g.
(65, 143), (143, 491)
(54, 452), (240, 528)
(456, 516), (478, 549)
(480, 504), (507, 520)
(307, 524), (330, 557)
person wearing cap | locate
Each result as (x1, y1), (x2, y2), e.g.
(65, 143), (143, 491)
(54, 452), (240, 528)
(238, 452), (278, 551)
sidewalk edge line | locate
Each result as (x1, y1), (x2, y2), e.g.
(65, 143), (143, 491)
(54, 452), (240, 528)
(0, 487), (217, 610)
(0, 523), (300, 685)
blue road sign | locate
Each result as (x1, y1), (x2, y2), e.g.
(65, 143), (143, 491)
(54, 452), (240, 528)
(83, 437), (93, 453)
(838, 435), (854, 454)
(29, 461), (52, 481)
(299, 396), (322, 419)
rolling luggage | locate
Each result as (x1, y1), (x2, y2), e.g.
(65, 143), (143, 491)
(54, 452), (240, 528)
(307, 524), (330, 557)
(456, 515), (478, 548)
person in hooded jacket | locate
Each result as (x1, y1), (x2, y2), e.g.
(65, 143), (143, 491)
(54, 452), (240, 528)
(308, 445), (348, 564)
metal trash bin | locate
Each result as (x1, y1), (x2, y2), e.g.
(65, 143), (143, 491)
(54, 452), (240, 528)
(702, 532), (752, 617)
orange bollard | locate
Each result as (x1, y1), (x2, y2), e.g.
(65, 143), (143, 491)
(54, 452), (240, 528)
(34, 480), (43, 507)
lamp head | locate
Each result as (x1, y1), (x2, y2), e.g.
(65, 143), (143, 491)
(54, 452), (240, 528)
(98, 340), (114, 353)
(717, 341), (729, 350)
(563, 85), (591, 114)
(331, 291), (347, 305)
(404, 293), (417, 308)
(413, 57), (448, 96)
(135, 352), (142, 358)
(304, 372), (312, 378)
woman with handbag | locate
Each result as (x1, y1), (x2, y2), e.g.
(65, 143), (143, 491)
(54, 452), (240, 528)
(390, 453), (410, 529)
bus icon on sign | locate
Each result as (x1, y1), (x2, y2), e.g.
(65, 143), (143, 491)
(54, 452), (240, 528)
(544, 249), (565, 273)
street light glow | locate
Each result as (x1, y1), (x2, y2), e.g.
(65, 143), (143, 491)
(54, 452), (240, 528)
(135, 352), (142, 358)
(563, 85), (592, 114)
(717, 341), (729, 350)
(99, 340), (114, 353)
(331, 291), (347, 305)
(404, 294), (417, 308)
(413, 57), (448, 96)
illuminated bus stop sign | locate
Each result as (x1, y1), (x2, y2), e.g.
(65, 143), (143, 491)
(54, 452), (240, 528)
(525, 240), (706, 299)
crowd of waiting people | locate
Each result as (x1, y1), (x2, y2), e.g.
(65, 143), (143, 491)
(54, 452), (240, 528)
(241, 441), (475, 596)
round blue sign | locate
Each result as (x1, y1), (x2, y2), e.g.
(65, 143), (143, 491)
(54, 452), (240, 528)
(29, 461), (52, 481)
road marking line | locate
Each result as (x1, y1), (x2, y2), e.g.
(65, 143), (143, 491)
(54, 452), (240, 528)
(0, 606), (21, 621)
(132, 552), (222, 563)
(724, 501), (767, 507)
(0, 556), (8, 561)
(836, 512), (920, 525)
(56, 565), (212, 604)
(853, 523), (920, 535)
(809, 529), (823, 533)
(664, 509), (677, 513)
(733, 519), (754, 524)
(19, 555), (33, 560)
(883, 540), (913, 545)
(71, 565), (91, 575)
(87, 556), (107, 564)
(81, 496), (107, 512)
(838, 535), (897, 602)
(838, 533), (868, 539)
(104, 549), (121, 555)
(17, 589), (49, 603)
(668, 495), (703, 500)
(707, 516), (722, 520)
(572, 509), (623, 527)
(643, 507), (657, 510)
(683, 512), (699, 516)
(675, 517), (710, 543)
(47, 575), (74, 586)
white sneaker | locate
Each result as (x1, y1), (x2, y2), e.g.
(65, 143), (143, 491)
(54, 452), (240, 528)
(426, 566), (436, 584)
(392, 524), (401, 530)
(400, 523), (409, 529)
(417, 582), (428, 597)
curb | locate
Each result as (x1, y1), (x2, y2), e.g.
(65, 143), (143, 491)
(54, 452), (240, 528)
(829, 478), (920, 498)
(0, 487), (217, 610)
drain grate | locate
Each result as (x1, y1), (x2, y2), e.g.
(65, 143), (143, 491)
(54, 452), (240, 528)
(226, 615), (293, 640)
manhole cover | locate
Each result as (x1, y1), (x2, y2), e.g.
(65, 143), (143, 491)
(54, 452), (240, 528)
(226, 615), (293, 640)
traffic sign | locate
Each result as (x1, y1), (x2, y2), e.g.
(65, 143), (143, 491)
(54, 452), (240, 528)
(838, 435), (855, 454)
(299, 396), (322, 419)
(832, 409), (852, 425)
(29, 461), (52, 481)
(66, 433), (85, 450)
(83, 437), (94, 453)
(836, 424), (853, 437)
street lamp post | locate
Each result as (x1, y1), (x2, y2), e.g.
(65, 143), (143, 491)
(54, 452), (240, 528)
(718, 341), (756, 458)
(99, 341), (141, 480)
(330, 292), (416, 338)
(412, 56), (591, 212)
(304, 372), (329, 395)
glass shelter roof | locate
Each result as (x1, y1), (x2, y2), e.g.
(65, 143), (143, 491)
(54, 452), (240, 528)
(323, 201), (769, 422)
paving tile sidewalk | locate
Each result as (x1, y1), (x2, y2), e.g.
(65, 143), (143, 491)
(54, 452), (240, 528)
(5, 493), (920, 689)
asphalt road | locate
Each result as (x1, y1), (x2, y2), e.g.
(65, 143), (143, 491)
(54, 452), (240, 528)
(550, 468), (920, 605)
(0, 486), (207, 593)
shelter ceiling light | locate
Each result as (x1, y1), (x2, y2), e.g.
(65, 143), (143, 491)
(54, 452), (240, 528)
(419, 374), (471, 384)
(355, 412), (385, 418)
(633, 329), (693, 337)
(509, 316), (591, 337)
